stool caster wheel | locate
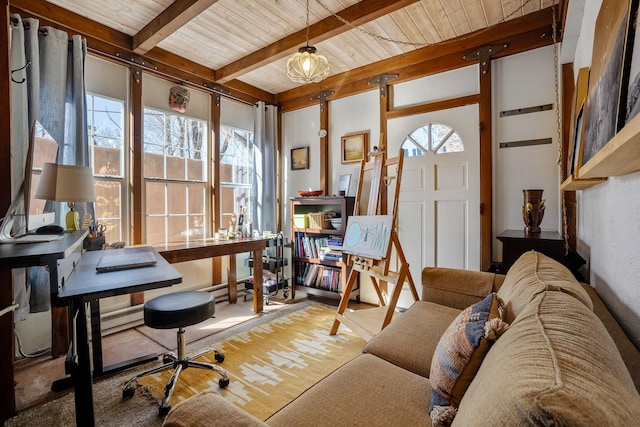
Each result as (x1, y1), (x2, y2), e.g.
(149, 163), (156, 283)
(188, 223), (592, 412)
(219, 377), (230, 388)
(159, 405), (171, 416)
(122, 385), (135, 399)
(214, 351), (225, 363)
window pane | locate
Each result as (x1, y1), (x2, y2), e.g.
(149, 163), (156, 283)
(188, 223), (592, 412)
(146, 216), (166, 246)
(167, 183), (186, 215)
(402, 123), (464, 156)
(220, 124), (254, 226)
(95, 179), (122, 242)
(87, 93), (125, 243)
(143, 108), (207, 181)
(167, 215), (188, 243)
(88, 94), (124, 177)
(146, 182), (166, 215)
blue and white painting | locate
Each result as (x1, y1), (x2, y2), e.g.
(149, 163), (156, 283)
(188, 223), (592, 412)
(342, 215), (393, 260)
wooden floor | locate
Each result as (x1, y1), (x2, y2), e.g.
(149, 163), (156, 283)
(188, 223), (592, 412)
(12, 291), (371, 412)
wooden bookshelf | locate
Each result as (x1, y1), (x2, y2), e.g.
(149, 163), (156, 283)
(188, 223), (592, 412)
(560, 175), (606, 191)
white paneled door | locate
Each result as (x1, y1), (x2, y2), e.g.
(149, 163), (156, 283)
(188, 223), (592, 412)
(388, 104), (480, 308)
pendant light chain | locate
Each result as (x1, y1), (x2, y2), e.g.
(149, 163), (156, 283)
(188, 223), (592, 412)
(305, 0), (310, 46)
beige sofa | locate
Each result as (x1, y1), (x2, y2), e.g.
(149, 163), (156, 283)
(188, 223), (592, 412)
(164, 251), (640, 426)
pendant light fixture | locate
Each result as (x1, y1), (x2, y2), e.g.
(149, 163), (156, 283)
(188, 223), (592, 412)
(286, 0), (329, 84)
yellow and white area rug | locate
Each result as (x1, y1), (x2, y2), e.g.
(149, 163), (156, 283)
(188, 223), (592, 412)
(138, 303), (366, 421)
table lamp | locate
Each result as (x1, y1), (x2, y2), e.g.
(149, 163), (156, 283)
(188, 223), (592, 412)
(35, 163), (96, 230)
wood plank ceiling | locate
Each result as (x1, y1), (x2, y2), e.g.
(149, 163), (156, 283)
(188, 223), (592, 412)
(42, 0), (557, 97)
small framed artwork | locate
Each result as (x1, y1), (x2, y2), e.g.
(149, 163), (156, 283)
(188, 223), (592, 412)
(338, 174), (351, 194)
(291, 146), (309, 170)
(341, 132), (369, 164)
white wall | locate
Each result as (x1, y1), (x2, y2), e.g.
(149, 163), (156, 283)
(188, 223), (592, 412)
(569, 0), (640, 347)
(281, 46), (560, 305)
(493, 46), (562, 259)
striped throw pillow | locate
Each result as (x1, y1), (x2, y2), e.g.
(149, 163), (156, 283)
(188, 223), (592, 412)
(429, 293), (508, 426)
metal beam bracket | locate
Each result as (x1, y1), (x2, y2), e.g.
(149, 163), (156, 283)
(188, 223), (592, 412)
(463, 44), (508, 74)
(369, 74), (398, 97)
(310, 91), (335, 112)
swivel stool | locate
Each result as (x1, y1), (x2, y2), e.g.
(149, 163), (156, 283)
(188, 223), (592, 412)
(122, 290), (229, 415)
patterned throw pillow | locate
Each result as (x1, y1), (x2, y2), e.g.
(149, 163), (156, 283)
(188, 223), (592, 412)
(429, 293), (508, 426)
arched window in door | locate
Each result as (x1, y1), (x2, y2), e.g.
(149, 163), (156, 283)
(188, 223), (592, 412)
(401, 123), (464, 157)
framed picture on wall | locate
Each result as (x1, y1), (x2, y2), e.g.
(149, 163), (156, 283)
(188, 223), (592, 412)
(341, 132), (369, 164)
(567, 67), (590, 177)
(291, 146), (309, 170)
(582, 0), (634, 166)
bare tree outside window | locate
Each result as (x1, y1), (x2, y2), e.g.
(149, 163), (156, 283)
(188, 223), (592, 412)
(87, 93), (125, 244)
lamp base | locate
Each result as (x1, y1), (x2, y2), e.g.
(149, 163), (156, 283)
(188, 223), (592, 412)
(66, 210), (80, 231)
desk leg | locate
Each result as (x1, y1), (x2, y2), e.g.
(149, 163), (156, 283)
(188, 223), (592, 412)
(253, 249), (263, 313)
(227, 254), (237, 303)
(71, 299), (95, 426)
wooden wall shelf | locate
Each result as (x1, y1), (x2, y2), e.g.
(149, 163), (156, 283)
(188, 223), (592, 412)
(579, 113), (640, 179)
(560, 175), (606, 191)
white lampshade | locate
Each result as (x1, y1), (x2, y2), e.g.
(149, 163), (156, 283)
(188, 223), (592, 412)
(35, 163), (96, 203)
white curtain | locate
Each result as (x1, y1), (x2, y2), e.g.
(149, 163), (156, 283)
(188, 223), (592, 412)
(10, 15), (90, 318)
(252, 102), (278, 234)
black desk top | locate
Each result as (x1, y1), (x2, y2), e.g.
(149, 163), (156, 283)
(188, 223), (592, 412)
(0, 230), (87, 269)
(497, 229), (563, 241)
(58, 246), (182, 301)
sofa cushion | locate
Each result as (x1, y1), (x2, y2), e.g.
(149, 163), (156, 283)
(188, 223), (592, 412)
(497, 251), (592, 323)
(422, 267), (500, 310)
(163, 391), (268, 427)
(582, 284), (640, 392)
(267, 354), (432, 427)
(363, 301), (461, 378)
(429, 293), (508, 426)
(453, 290), (640, 426)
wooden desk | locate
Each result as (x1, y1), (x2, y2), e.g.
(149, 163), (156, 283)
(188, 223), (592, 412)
(58, 246), (182, 427)
(157, 237), (268, 313)
(497, 229), (565, 272)
(0, 230), (86, 420)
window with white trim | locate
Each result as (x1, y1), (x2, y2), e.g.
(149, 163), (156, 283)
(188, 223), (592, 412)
(219, 124), (254, 232)
(143, 108), (208, 245)
(87, 93), (126, 244)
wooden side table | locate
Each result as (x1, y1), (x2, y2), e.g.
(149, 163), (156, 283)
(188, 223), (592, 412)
(497, 229), (565, 272)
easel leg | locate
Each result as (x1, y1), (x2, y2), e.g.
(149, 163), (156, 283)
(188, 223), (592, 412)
(330, 269), (359, 335)
(381, 263), (408, 329)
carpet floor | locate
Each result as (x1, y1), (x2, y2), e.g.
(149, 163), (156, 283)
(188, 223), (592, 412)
(5, 301), (365, 426)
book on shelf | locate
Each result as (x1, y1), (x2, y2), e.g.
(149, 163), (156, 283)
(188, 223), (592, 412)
(298, 263), (342, 292)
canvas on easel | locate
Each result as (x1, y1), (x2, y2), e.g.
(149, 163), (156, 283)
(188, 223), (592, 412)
(330, 147), (419, 340)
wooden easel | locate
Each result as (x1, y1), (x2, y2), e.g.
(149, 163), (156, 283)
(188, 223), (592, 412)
(330, 147), (419, 340)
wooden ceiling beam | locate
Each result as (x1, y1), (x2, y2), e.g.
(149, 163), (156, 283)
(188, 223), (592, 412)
(276, 6), (558, 108)
(9, 0), (273, 104)
(133, 0), (221, 54)
(277, 9), (557, 111)
(215, 0), (421, 83)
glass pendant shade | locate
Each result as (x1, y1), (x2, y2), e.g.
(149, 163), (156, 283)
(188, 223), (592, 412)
(286, 45), (329, 84)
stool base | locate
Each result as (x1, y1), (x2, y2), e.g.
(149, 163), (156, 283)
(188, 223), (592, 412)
(122, 327), (229, 415)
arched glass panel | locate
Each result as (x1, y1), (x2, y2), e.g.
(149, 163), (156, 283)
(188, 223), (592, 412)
(401, 123), (464, 157)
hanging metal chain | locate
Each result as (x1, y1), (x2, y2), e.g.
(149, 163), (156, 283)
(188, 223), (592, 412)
(552, 5), (570, 254)
(552, 6), (562, 166)
(313, 0), (535, 48)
